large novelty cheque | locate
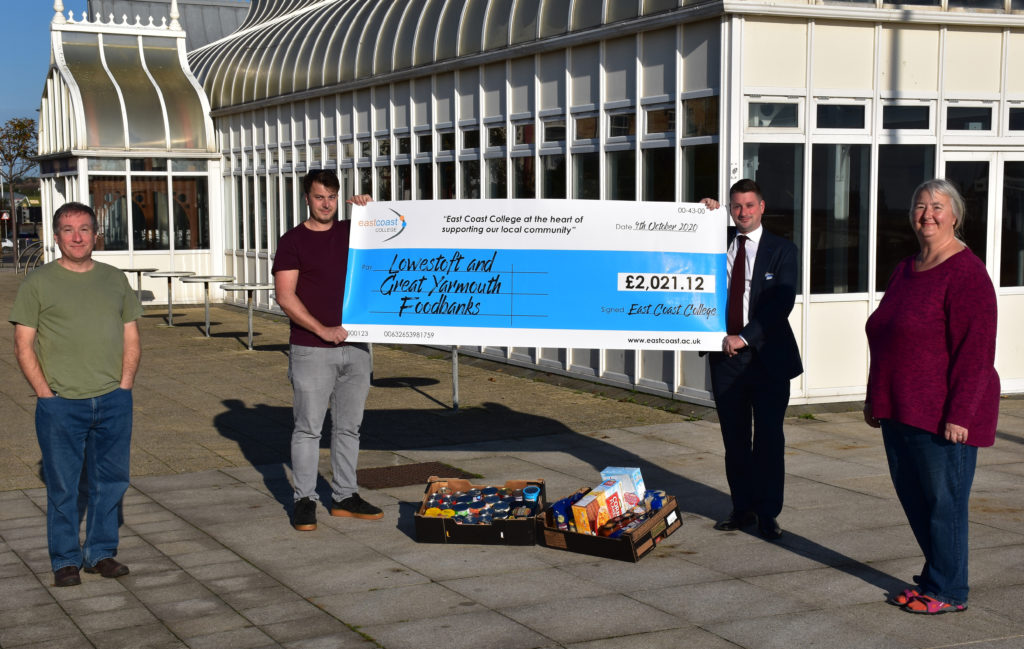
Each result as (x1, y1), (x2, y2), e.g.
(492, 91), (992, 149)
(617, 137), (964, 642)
(342, 199), (728, 351)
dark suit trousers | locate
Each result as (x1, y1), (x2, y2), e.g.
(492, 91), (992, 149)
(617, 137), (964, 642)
(710, 350), (789, 519)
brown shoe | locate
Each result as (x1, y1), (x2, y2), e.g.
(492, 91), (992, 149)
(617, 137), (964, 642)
(84, 558), (130, 578)
(54, 565), (81, 587)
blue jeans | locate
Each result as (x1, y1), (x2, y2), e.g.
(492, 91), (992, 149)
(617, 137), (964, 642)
(288, 344), (371, 503)
(882, 419), (978, 606)
(35, 388), (133, 572)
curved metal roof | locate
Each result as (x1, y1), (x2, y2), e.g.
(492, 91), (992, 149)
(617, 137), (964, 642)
(39, 5), (215, 155)
(189, 0), (682, 110)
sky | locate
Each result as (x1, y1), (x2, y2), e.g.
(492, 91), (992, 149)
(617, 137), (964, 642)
(0, 1), (89, 126)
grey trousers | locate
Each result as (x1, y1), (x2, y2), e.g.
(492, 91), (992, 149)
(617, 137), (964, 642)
(287, 343), (371, 502)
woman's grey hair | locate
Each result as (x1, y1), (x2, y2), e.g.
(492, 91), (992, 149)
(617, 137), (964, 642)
(910, 178), (965, 238)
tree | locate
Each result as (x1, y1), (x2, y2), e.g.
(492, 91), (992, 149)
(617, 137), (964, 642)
(0, 117), (38, 271)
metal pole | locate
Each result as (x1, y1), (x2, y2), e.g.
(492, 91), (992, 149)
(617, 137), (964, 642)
(246, 290), (255, 350)
(451, 346), (459, 413)
(203, 282), (212, 337)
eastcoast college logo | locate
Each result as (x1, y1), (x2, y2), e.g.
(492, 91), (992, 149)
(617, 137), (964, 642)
(357, 208), (407, 242)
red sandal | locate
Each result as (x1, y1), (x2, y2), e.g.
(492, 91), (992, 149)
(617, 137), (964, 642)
(887, 588), (920, 606)
(903, 595), (967, 615)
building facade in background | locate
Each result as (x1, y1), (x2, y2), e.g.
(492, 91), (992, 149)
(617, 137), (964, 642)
(37, 0), (1024, 405)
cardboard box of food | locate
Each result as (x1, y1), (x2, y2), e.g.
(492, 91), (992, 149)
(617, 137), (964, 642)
(414, 476), (545, 545)
(538, 490), (683, 562)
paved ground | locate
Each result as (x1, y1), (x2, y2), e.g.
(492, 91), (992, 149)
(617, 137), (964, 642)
(1, 268), (1023, 649)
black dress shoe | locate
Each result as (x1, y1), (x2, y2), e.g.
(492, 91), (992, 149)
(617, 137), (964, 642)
(84, 558), (129, 578)
(54, 565), (81, 587)
(714, 510), (757, 531)
(759, 517), (783, 540)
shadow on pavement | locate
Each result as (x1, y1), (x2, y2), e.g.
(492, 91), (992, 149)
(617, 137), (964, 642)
(211, 394), (901, 595)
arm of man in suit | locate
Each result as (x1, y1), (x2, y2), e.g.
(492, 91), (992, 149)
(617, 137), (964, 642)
(738, 237), (798, 351)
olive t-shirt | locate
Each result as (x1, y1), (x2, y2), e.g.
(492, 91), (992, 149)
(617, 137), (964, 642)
(9, 261), (143, 399)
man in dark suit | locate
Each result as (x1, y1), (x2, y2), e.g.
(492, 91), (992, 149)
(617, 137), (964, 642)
(707, 179), (803, 540)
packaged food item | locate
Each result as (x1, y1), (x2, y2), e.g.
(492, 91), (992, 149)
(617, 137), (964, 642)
(588, 479), (625, 519)
(600, 467), (646, 508)
(571, 492), (610, 534)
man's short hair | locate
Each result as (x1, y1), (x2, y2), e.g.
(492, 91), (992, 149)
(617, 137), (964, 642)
(302, 170), (340, 195)
(729, 179), (763, 202)
(53, 202), (98, 233)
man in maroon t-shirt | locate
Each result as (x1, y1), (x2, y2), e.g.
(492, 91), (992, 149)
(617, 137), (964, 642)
(272, 170), (381, 531)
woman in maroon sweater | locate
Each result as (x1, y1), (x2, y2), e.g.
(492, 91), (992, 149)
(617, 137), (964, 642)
(864, 179), (999, 615)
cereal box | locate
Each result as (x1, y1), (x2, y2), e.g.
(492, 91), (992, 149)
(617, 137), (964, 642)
(588, 479), (625, 519)
(600, 467), (646, 508)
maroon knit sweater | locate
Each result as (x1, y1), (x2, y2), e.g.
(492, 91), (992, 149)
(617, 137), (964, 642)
(866, 249), (999, 447)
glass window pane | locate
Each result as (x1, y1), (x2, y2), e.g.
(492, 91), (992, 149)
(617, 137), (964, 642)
(573, 152), (599, 199)
(643, 148), (674, 202)
(419, 134), (432, 154)
(283, 176), (296, 231)
(681, 143), (718, 202)
(488, 126), (507, 147)
(487, 158), (508, 198)
(883, 105), (929, 129)
(464, 129), (480, 149)
(395, 165), (411, 201)
(875, 145), (934, 290)
(817, 104), (865, 129)
(1010, 108), (1024, 130)
(609, 113), (636, 137)
(515, 123), (535, 145)
(89, 177), (129, 251)
(143, 36), (206, 149)
(575, 115), (598, 140)
(132, 176), (170, 250)
(259, 177), (268, 250)
(462, 160), (481, 198)
(104, 35), (166, 149)
(417, 163), (433, 200)
(684, 97), (718, 136)
(439, 132), (455, 151)
(810, 144), (870, 294)
(438, 161), (456, 199)
(646, 108), (674, 135)
(742, 143), (804, 289)
(377, 137), (390, 157)
(354, 167), (368, 195)
(513, 156), (535, 198)
(947, 106), (992, 131)
(542, 154), (566, 198)
(1001, 161), (1024, 287)
(748, 102), (798, 128)
(945, 161), (989, 263)
(607, 150), (636, 200)
(397, 137), (411, 155)
(377, 166), (392, 201)
(235, 176), (244, 249)
(62, 32), (124, 148)
(172, 177), (209, 250)
(544, 120), (566, 142)
(948, 0), (1001, 7)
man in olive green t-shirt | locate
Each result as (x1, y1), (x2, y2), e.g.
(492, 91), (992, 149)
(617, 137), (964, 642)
(9, 202), (142, 588)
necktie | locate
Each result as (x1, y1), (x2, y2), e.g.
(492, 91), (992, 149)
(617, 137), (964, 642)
(727, 235), (747, 335)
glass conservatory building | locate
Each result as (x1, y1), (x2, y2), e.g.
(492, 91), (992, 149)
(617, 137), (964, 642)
(38, 0), (1024, 405)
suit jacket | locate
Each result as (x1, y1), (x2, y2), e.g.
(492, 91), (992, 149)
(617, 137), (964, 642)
(717, 227), (803, 381)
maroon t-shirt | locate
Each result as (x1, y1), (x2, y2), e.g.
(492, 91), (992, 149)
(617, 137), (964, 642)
(271, 219), (350, 348)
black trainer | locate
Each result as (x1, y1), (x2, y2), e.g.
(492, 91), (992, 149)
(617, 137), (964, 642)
(292, 497), (317, 531)
(331, 493), (383, 520)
